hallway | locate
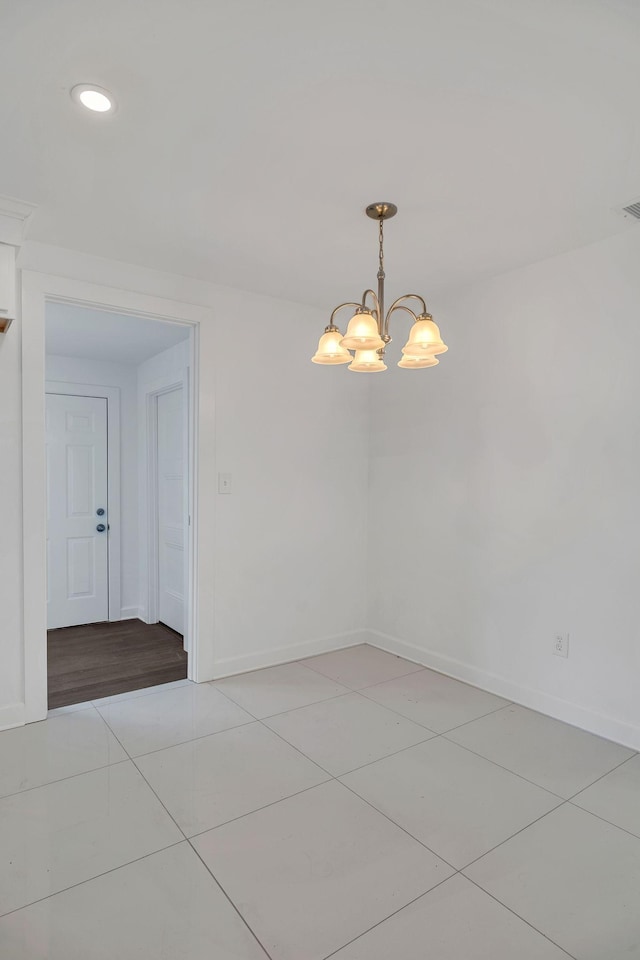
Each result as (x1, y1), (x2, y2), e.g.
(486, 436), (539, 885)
(47, 619), (187, 708)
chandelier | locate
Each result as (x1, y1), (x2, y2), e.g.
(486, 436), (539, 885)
(311, 203), (448, 372)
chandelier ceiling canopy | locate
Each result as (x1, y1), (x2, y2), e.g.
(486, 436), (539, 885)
(312, 203), (448, 372)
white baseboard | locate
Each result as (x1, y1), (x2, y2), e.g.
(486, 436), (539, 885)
(367, 629), (640, 751)
(210, 629), (370, 681)
(0, 702), (26, 732)
(118, 607), (140, 621)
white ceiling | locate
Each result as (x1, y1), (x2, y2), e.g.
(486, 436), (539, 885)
(46, 301), (190, 364)
(2, 0), (640, 309)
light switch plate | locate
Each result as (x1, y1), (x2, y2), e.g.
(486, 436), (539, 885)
(218, 472), (232, 494)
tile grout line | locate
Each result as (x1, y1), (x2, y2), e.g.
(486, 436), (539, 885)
(93, 704), (285, 953)
(185, 778), (333, 842)
(442, 731), (637, 804)
(210, 682), (372, 726)
(253, 718), (341, 780)
(107, 683), (337, 848)
(93, 677), (262, 761)
(260, 698), (562, 803)
(566, 751), (639, 801)
(97, 710), (192, 844)
(90, 679), (192, 708)
(336, 773), (460, 872)
(123, 717), (257, 761)
(320, 859), (579, 960)
(299, 659), (428, 688)
(330, 733), (439, 778)
(459, 789), (640, 956)
(459, 801), (569, 872)
(250, 690), (363, 722)
(253, 716), (461, 872)
(187, 841), (276, 960)
(0, 756), (132, 801)
(439, 734), (569, 800)
(418, 701), (514, 736)
(319, 873), (457, 960)
(462, 875), (579, 960)
(328, 708), (538, 783)
(46, 703), (95, 718)
(0, 840), (186, 921)
(356, 690), (513, 730)
(566, 799), (640, 845)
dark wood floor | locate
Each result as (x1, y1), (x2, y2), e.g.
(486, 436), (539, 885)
(47, 619), (188, 709)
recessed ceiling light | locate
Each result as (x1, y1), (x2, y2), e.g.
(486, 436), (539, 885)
(70, 84), (116, 114)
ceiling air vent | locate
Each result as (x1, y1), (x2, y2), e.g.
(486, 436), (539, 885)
(621, 200), (640, 220)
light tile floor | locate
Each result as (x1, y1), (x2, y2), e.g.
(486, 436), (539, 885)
(0, 644), (638, 959)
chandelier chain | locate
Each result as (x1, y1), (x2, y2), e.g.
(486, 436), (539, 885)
(378, 217), (385, 278)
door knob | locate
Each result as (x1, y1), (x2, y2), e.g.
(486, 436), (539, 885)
(96, 524), (106, 533)
(96, 508), (105, 516)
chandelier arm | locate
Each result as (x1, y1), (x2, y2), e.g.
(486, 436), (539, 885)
(385, 303), (418, 335)
(361, 288), (380, 322)
(387, 294), (427, 316)
(329, 301), (364, 327)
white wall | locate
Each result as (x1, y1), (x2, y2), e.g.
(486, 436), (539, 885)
(0, 241), (369, 727)
(45, 354), (140, 617)
(4, 229), (640, 744)
(209, 301), (370, 673)
(368, 227), (640, 749)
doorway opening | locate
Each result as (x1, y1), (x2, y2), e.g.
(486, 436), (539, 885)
(45, 301), (194, 708)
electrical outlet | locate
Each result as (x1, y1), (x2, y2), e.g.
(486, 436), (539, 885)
(553, 633), (569, 658)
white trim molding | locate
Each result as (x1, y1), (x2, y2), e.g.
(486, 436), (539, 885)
(118, 607), (141, 621)
(0, 195), (37, 246)
(367, 629), (640, 752)
(0, 702), (26, 733)
(21, 271), (215, 723)
(210, 629), (370, 680)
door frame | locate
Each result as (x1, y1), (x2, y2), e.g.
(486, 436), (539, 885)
(45, 382), (122, 623)
(22, 271), (216, 723)
(144, 379), (190, 649)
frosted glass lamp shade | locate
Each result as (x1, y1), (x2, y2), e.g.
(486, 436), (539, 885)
(397, 354), (439, 368)
(340, 310), (384, 350)
(311, 328), (352, 364)
(348, 349), (387, 372)
(401, 315), (448, 357)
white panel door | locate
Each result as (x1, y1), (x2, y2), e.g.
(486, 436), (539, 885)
(157, 387), (185, 635)
(46, 394), (109, 629)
